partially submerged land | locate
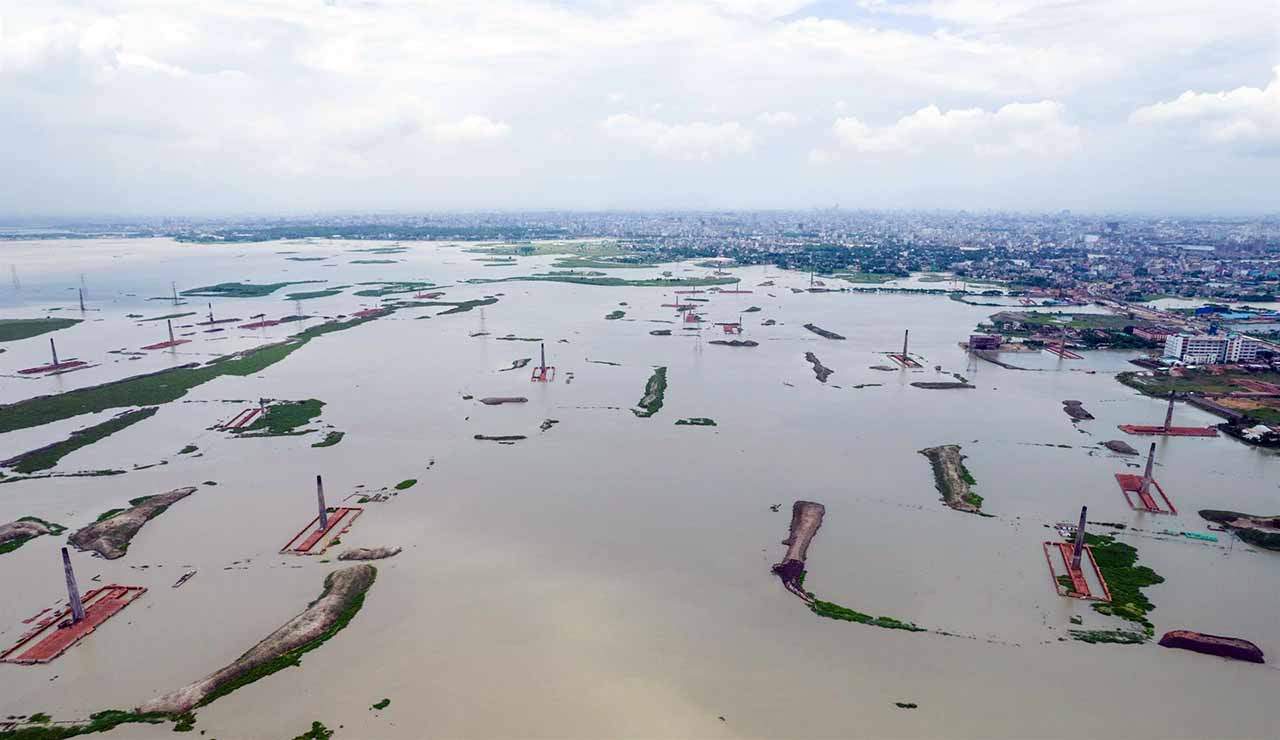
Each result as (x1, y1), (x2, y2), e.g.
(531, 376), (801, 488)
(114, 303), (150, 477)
(1071, 533), (1165, 643)
(632, 367), (668, 417)
(231, 400), (325, 437)
(802, 323), (845, 340)
(0, 517), (65, 555)
(1199, 510), (1280, 550)
(182, 281), (323, 298)
(338, 546), (401, 561)
(0, 308), (399, 435)
(0, 318), (82, 342)
(70, 487), (196, 559)
(918, 445), (983, 513)
(141, 565), (376, 714)
(1, 408), (157, 474)
(804, 352), (833, 382)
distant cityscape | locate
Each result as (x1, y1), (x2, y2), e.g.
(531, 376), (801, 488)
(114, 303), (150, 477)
(5, 210), (1278, 305)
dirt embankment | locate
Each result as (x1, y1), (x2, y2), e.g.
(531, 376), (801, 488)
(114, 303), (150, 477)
(803, 323), (845, 340)
(338, 546), (401, 561)
(478, 397), (527, 405)
(0, 518), (60, 551)
(918, 445), (980, 513)
(70, 487), (196, 559)
(140, 564), (377, 715)
(805, 352), (833, 382)
(1103, 440), (1140, 455)
(1199, 510), (1280, 550)
(1062, 400), (1094, 421)
(771, 501), (825, 601)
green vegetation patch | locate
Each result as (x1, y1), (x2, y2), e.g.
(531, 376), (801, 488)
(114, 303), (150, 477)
(1069, 629), (1147, 645)
(833, 272), (895, 284)
(552, 257), (654, 269)
(285, 256), (327, 262)
(139, 313), (196, 322)
(233, 400), (324, 437)
(605, 310), (625, 320)
(394, 479), (417, 490)
(809, 599), (926, 632)
(0, 517), (67, 555)
(464, 240), (626, 258)
(473, 275), (737, 288)
(371, 698), (391, 710)
(352, 281), (434, 298)
(181, 281), (323, 298)
(312, 431), (344, 448)
(675, 417), (716, 426)
(196, 568), (376, 709)
(632, 367), (668, 418)
(349, 246), (408, 254)
(291, 721), (334, 740)
(0, 318), (81, 342)
(285, 287), (348, 301)
(0, 710), (171, 740)
(1, 408), (158, 474)
(0, 311), (385, 435)
(350, 259), (398, 264)
(1085, 534), (1164, 637)
(178, 444), (198, 455)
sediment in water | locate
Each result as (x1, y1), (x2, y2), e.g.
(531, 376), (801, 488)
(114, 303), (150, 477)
(139, 565), (377, 714)
(70, 487), (197, 559)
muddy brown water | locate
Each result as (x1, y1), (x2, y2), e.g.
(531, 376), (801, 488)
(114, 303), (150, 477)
(0, 239), (1277, 739)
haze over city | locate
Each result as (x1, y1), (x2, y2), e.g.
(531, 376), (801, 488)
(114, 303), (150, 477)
(2, 0), (1278, 217)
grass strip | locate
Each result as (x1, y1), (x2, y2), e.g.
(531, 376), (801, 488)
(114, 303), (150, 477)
(2, 408), (158, 474)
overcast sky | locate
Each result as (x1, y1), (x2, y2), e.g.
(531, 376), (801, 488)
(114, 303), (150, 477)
(1, 1), (1277, 217)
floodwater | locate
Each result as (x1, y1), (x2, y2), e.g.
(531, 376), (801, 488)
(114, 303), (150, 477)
(1, 239), (1278, 739)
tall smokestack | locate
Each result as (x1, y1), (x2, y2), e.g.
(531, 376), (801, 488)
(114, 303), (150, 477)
(1141, 442), (1157, 495)
(172, 282), (179, 305)
(79, 288), (85, 312)
(167, 320), (175, 344)
(49, 338), (58, 366)
(903, 329), (909, 357)
(1070, 506), (1088, 571)
(540, 343), (546, 372)
(1163, 395), (1175, 431)
(62, 547), (85, 623)
(208, 302), (215, 324)
(316, 475), (328, 530)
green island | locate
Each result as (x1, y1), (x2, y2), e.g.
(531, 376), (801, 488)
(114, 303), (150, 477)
(551, 257), (654, 269)
(1117, 369), (1280, 425)
(833, 272), (896, 284)
(311, 431), (344, 448)
(471, 275), (737, 288)
(353, 281), (435, 297)
(181, 281), (323, 298)
(350, 259), (398, 264)
(632, 367), (668, 417)
(675, 417), (716, 426)
(371, 698), (391, 710)
(0, 517), (66, 555)
(139, 312), (196, 322)
(394, 478), (417, 490)
(0, 709), (172, 739)
(285, 256), (328, 262)
(810, 599), (926, 631)
(285, 287), (349, 301)
(386, 297), (496, 315)
(463, 240), (624, 258)
(1, 408), (158, 474)
(292, 721), (334, 739)
(232, 400), (325, 437)
(605, 310), (625, 320)
(1077, 533), (1164, 641)
(178, 444), (198, 454)
(0, 310), (391, 435)
(349, 246), (408, 254)
(0, 318), (82, 342)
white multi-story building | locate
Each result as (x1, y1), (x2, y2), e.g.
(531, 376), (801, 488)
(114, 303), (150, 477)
(1163, 333), (1268, 364)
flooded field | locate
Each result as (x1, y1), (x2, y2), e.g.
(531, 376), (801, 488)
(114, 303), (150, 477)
(1, 238), (1277, 739)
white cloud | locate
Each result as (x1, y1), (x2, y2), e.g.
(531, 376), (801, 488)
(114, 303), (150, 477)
(831, 101), (1080, 157)
(431, 115), (511, 143)
(1130, 66), (1280, 153)
(757, 111), (799, 127)
(601, 114), (754, 160)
